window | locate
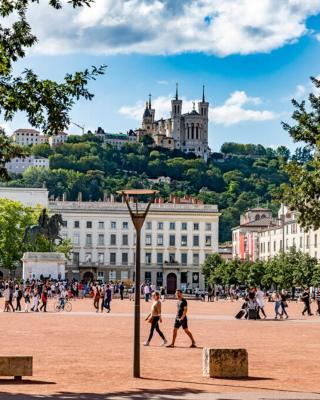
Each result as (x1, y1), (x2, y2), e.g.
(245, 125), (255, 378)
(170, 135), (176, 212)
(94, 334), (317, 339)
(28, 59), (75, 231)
(85, 252), (92, 262)
(286, 239), (288, 250)
(267, 242), (270, 252)
(169, 253), (175, 263)
(169, 235), (176, 246)
(110, 234), (117, 246)
(181, 222), (187, 230)
(121, 271), (129, 280)
(146, 221), (152, 230)
(205, 223), (212, 231)
(205, 235), (211, 246)
(62, 220), (67, 227)
(157, 234), (163, 246)
(158, 222), (163, 230)
(122, 234), (128, 246)
(98, 234), (104, 246)
(122, 221), (128, 229)
(299, 236), (303, 248)
(273, 241), (276, 251)
(122, 253), (128, 265)
(73, 233), (80, 245)
(280, 239), (283, 251)
(193, 253), (199, 266)
(169, 222), (175, 230)
(145, 271), (151, 281)
(110, 253), (116, 265)
(97, 271), (104, 280)
(86, 234), (92, 246)
(109, 270), (116, 280)
(181, 253), (188, 265)
(145, 234), (152, 246)
(292, 237), (296, 247)
(315, 234), (318, 247)
(181, 235), (188, 246)
(74, 221), (80, 228)
(145, 253), (152, 265)
(306, 236), (310, 249)
(193, 223), (199, 231)
(286, 225), (289, 234)
(111, 221), (116, 229)
(98, 253), (104, 264)
(157, 253), (163, 265)
(193, 235), (199, 247)
(73, 252), (79, 265)
(86, 221), (92, 229)
(98, 221), (104, 229)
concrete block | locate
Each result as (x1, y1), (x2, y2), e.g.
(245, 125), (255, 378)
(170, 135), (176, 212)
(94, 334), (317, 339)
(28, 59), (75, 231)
(0, 356), (33, 379)
(203, 348), (248, 378)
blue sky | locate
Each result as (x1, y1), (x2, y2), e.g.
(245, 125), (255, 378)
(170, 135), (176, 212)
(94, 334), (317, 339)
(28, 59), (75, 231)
(3, 0), (320, 152)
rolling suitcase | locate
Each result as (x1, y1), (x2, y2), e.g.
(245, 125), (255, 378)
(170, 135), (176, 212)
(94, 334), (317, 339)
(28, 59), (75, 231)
(248, 308), (257, 320)
(235, 309), (245, 319)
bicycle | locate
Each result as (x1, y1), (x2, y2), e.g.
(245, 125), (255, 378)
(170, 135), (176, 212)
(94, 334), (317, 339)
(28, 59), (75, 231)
(53, 300), (72, 312)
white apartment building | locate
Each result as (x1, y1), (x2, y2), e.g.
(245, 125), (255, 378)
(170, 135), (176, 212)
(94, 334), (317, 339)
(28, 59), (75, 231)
(48, 132), (68, 147)
(49, 199), (219, 292)
(11, 129), (48, 146)
(6, 155), (49, 174)
(259, 206), (320, 261)
(232, 205), (320, 262)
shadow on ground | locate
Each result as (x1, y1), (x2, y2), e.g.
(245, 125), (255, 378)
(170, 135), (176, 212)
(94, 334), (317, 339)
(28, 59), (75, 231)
(0, 388), (205, 400)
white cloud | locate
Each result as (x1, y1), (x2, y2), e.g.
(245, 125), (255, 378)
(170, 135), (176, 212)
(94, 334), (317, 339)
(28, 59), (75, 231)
(25, 0), (320, 56)
(157, 80), (169, 85)
(288, 84), (307, 100)
(119, 90), (278, 126)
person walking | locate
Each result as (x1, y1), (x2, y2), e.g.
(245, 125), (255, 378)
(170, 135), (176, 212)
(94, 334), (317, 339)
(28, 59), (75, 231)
(316, 287), (320, 316)
(3, 284), (14, 312)
(93, 284), (100, 313)
(256, 287), (267, 319)
(272, 291), (281, 319)
(160, 286), (165, 302)
(280, 289), (289, 319)
(119, 282), (125, 300)
(167, 289), (196, 348)
(24, 286), (31, 312)
(302, 288), (313, 316)
(143, 284), (150, 302)
(40, 289), (48, 312)
(144, 291), (167, 346)
(104, 284), (112, 313)
(100, 285), (105, 313)
(31, 288), (39, 312)
(15, 285), (23, 312)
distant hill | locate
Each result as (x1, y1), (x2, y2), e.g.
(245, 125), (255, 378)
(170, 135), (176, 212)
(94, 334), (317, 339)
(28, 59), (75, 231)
(3, 136), (302, 242)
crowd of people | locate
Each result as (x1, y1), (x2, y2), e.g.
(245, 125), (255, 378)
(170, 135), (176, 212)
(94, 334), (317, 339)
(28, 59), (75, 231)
(235, 286), (320, 320)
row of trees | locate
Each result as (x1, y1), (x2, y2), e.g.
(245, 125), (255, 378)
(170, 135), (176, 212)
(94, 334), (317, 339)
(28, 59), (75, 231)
(202, 248), (320, 290)
(0, 199), (71, 275)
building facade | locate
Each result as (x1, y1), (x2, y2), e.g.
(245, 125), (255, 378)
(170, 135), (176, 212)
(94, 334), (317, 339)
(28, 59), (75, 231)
(0, 187), (48, 208)
(232, 205), (320, 262)
(6, 155), (49, 174)
(94, 128), (137, 149)
(136, 85), (210, 160)
(49, 199), (219, 292)
(11, 129), (48, 146)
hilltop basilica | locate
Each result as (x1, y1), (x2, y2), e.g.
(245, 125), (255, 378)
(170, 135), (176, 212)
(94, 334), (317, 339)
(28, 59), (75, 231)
(135, 84), (210, 160)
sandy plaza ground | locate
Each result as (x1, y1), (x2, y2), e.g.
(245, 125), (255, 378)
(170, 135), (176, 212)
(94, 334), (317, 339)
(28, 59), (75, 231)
(0, 297), (320, 400)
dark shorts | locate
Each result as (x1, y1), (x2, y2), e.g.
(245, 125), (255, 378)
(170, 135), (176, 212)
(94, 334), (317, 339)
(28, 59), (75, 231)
(174, 317), (188, 330)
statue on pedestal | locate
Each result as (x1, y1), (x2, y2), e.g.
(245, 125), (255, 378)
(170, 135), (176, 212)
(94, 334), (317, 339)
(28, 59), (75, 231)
(23, 208), (65, 248)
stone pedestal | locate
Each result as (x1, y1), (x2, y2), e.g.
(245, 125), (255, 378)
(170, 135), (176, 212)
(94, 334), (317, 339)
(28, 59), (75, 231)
(22, 252), (66, 280)
(203, 348), (248, 378)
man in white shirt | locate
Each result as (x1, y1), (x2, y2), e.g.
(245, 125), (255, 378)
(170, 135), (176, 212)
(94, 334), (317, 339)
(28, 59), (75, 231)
(143, 284), (150, 302)
(256, 287), (267, 319)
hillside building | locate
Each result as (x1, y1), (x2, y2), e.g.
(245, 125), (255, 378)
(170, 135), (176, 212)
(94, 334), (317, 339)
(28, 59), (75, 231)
(136, 84), (210, 160)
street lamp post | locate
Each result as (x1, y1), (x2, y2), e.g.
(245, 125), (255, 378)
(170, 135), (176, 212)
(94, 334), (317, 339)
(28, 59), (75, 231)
(117, 189), (158, 378)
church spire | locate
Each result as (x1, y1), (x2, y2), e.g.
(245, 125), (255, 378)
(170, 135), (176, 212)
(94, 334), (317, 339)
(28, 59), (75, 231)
(175, 82), (179, 100)
(202, 85), (205, 102)
(148, 93), (152, 109)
